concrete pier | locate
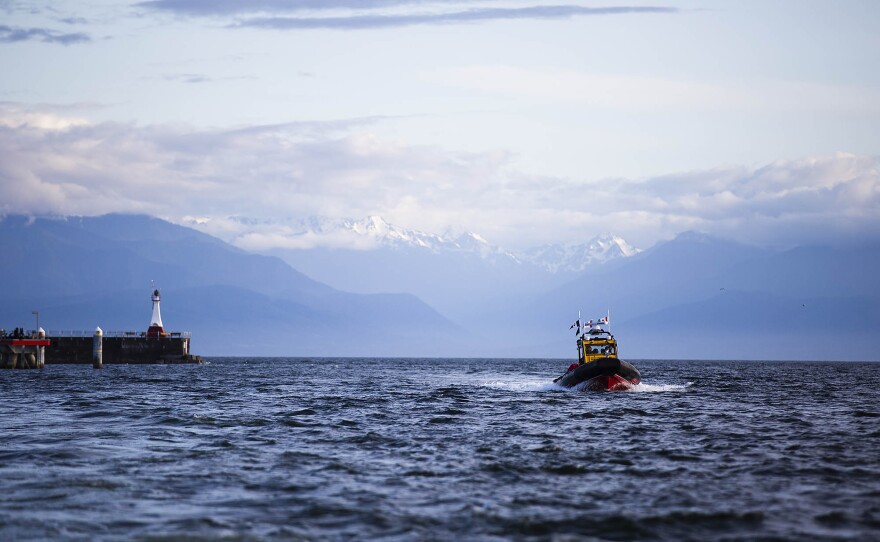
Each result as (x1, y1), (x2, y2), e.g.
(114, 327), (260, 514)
(0, 328), (49, 369)
(45, 330), (202, 364)
(5, 289), (201, 366)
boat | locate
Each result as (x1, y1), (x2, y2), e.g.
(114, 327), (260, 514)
(554, 318), (640, 391)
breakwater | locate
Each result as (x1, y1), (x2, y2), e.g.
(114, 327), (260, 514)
(0, 329), (49, 369)
(45, 330), (202, 364)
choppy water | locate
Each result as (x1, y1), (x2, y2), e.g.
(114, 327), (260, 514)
(1, 358), (879, 541)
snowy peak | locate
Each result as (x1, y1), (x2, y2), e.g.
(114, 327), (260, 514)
(348, 216), (456, 251)
(449, 231), (510, 259)
(590, 233), (639, 258)
(189, 214), (638, 272)
(289, 215), (516, 259)
(518, 233), (641, 273)
(353, 215), (393, 237)
(353, 218), (517, 261)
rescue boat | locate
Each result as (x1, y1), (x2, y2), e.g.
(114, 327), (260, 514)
(554, 320), (640, 391)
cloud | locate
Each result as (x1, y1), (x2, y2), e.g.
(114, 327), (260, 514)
(137, 0), (440, 16)
(587, 154), (880, 247)
(0, 24), (90, 45)
(156, 73), (257, 84)
(201, 218), (383, 251)
(427, 65), (880, 114)
(1, 104), (877, 251)
(237, 6), (676, 30)
(0, 104), (497, 227)
(163, 73), (211, 84)
(59, 17), (90, 25)
(0, 103), (90, 130)
(137, 1), (677, 29)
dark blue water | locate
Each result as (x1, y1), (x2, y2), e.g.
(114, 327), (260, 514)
(1, 358), (879, 541)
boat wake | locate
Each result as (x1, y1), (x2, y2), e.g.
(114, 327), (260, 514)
(630, 381), (693, 393)
(479, 379), (692, 394)
(479, 379), (559, 392)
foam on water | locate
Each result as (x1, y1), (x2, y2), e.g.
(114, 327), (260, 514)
(631, 381), (693, 393)
(478, 379), (558, 392)
(479, 377), (693, 394)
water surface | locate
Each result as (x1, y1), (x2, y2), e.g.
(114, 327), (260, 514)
(1, 358), (878, 540)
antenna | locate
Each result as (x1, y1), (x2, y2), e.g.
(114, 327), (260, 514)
(578, 309), (582, 338)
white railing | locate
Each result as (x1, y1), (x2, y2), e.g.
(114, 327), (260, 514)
(45, 330), (192, 339)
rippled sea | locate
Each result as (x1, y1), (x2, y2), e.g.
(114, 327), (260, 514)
(2, 358), (879, 541)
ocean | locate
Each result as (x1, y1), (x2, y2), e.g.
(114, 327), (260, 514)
(1, 358), (878, 541)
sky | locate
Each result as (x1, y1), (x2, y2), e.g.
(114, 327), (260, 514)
(0, 0), (878, 251)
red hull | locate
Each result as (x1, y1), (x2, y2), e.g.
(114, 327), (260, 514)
(583, 373), (639, 391)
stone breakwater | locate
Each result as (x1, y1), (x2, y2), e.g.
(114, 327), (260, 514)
(45, 332), (202, 364)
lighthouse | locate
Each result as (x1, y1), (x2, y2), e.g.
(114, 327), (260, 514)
(147, 288), (165, 338)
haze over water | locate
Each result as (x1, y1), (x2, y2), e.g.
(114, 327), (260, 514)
(2, 358), (878, 541)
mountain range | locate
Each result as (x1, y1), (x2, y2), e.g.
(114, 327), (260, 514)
(203, 214), (638, 271)
(1, 214), (878, 360)
(259, 215), (638, 322)
(503, 232), (880, 360)
(0, 215), (464, 356)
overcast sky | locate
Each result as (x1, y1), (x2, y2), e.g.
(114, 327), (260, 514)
(1, 0), (878, 250)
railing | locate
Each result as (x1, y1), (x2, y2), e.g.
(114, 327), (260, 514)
(44, 330), (192, 339)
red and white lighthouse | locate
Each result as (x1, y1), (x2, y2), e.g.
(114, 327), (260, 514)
(147, 288), (165, 338)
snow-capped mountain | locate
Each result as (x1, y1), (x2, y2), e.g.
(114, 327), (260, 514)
(187, 214), (639, 273)
(518, 234), (641, 273)
(348, 216), (511, 258)
(349, 215), (442, 248)
(245, 215), (520, 261)
(278, 216), (640, 271)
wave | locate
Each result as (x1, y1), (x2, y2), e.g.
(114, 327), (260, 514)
(478, 379), (693, 393)
(631, 381), (693, 393)
(478, 379), (559, 392)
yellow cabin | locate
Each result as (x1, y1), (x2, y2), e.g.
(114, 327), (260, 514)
(577, 328), (618, 364)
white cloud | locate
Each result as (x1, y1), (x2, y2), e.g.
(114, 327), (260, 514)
(425, 65), (880, 114)
(0, 104), (89, 130)
(1, 104), (877, 251)
(425, 65), (737, 112)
